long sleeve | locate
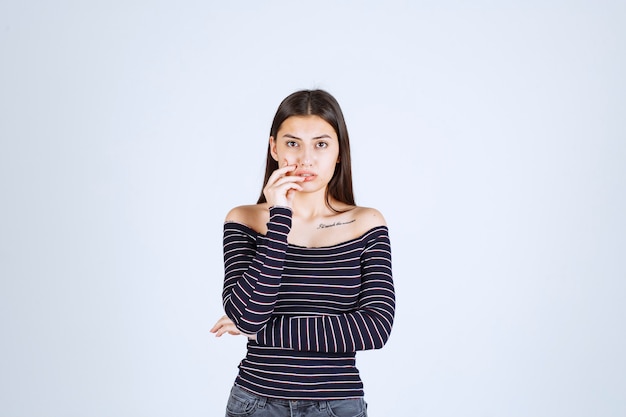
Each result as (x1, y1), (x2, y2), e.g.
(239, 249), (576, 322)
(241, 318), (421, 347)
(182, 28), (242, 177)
(222, 206), (292, 334)
(255, 227), (395, 353)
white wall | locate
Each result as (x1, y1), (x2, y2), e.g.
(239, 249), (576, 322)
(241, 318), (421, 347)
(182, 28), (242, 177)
(1, 1), (624, 416)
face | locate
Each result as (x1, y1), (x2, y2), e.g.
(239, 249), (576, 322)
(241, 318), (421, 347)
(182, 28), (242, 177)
(270, 115), (340, 194)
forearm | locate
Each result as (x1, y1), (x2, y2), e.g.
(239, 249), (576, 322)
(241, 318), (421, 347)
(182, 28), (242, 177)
(256, 306), (394, 352)
(222, 207), (292, 334)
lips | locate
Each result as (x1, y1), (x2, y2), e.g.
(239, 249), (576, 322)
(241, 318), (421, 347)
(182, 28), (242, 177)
(294, 171), (317, 182)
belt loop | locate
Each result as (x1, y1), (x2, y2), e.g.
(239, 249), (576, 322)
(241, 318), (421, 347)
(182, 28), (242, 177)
(319, 400), (327, 410)
(257, 394), (267, 408)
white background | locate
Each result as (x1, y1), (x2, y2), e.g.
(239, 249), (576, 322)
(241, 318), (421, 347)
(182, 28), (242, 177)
(1, 1), (625, 416)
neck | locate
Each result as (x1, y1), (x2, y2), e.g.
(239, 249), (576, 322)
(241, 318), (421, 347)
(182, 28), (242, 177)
(290, 190), (333, 220)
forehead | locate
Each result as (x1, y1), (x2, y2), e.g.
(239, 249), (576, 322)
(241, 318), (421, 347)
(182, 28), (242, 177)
(277, 115), (337, 138)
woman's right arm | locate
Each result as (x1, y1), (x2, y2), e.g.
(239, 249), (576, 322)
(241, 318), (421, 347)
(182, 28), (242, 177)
(221, 206), (292, 334)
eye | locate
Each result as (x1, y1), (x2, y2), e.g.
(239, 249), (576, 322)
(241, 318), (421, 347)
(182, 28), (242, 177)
(316, 141), (328, 149)
(286, 140), (298, 148)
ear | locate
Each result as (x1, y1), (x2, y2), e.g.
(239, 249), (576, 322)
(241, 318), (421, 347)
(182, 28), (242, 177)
(269, 136), (278, 161)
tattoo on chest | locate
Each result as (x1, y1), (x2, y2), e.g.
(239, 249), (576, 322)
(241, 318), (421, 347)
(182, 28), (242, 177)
(317, 219), (356, 229)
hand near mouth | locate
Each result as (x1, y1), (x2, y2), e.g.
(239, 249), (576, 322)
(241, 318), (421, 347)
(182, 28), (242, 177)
(263, 160), (306, 208)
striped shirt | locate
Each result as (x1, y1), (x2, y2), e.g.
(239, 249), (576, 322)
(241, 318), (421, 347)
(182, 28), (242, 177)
(222, 206), (395, 400)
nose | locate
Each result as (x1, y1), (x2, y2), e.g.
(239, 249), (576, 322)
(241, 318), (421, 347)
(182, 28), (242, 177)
(299, 148), (312, 167)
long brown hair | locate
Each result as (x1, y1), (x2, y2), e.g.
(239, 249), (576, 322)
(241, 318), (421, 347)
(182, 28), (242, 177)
(256, 90), (355, 210)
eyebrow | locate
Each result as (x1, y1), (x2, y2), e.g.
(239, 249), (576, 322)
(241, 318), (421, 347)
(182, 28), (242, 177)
(281, 133), (333, 140)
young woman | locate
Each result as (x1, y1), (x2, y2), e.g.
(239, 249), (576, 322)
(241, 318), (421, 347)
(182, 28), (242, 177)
(210, 89), (395, 417)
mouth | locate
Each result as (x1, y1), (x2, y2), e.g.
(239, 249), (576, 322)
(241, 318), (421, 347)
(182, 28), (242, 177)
(295, 171), (317, 182)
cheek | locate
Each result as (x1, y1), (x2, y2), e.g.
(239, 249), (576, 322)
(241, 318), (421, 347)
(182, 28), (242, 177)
(275, 149), (297, 165)
(322, 158), (339, 175)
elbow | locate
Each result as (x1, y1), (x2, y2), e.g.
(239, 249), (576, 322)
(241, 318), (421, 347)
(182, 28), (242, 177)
(375, 310), (395, 349)
(361, 308), (394, 350)
(372, 327), (393, 350)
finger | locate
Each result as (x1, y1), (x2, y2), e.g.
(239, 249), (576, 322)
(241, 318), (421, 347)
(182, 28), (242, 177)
(215, 324), (241, 337)
(272, 159), (298, 176)
(210, 315), (232, 333)
(211, 322), (226, 335)
(214, 323), (230, 337)
(211, 315), (227, 327)
(266, 165), (297, 184)
(270, 175), (305, 188)
(210, 321), (223, 333)
(286, 183), (303, 196)
(213, 316), (242, 337)
(282, 159), (297, 175)
(263, 176), (304, 201)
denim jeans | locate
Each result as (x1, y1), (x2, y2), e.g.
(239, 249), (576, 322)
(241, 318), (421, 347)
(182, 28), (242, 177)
(225, 384), (368, 417)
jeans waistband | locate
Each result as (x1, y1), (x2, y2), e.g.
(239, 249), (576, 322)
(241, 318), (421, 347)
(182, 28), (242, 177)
(234, 384), (361, 408)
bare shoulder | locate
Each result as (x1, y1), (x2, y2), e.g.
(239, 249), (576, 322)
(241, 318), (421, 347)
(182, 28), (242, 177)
(224, 203), (270, 234)
(351, 206), (387, 233)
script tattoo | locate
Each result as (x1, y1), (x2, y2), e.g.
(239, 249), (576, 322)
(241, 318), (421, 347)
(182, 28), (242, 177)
(317, 219), (356, 229)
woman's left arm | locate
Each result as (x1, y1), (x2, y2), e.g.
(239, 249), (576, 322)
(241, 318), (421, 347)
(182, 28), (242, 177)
(255, 228), (395, 353)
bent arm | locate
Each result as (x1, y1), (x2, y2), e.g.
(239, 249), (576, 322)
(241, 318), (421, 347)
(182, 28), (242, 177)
(255, 229), (395, 352)
(222, 206), (291, 334)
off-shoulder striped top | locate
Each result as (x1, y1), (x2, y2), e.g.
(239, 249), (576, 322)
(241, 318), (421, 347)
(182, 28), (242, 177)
(222, 206), (395, 400)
